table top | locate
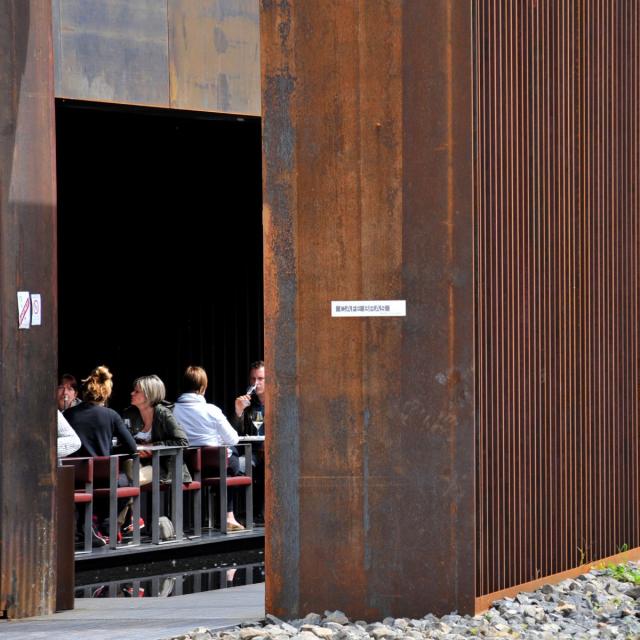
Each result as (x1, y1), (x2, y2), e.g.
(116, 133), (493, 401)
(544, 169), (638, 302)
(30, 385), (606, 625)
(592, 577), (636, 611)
(239, 436), (265, 442)
(136, 444), (184, 452)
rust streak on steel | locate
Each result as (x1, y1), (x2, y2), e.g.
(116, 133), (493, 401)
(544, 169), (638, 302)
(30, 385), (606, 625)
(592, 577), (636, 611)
(0, 0), (58, 618)
(261, 0), (300, 617)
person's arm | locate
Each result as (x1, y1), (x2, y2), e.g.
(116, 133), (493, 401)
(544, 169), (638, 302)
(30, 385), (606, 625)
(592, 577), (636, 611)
(234, 394), (251, 419)
(211, 406), (240, 445)
(232, 397), (250, 435)
(57, 410), (81, 457)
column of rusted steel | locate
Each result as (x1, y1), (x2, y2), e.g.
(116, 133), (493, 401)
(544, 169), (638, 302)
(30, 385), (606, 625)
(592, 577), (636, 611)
(0, 0), (58, 618)
(261, 1), (475, 619)
(401, 1), (475, 616)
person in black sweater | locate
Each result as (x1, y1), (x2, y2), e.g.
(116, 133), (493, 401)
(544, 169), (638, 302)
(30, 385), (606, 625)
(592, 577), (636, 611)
(65, 365), (138, 543)
(65, 365), (137, 457)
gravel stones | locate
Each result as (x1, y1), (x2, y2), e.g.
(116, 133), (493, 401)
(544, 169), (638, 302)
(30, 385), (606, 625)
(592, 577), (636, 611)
(239, 628), (267, 639)
(300, 624), (334, 638)
(323, 611), (350, 625)
(162, 563), (640, 640)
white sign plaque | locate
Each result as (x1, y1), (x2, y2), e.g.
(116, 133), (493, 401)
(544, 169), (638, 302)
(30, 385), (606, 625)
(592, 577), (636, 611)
(331, 300), (406, 317)
(17, 291), (30, 329)
(31, 294), (42, 326)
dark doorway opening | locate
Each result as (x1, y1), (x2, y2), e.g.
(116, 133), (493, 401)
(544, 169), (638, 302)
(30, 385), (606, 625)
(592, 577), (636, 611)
(56, 100), (263, 416)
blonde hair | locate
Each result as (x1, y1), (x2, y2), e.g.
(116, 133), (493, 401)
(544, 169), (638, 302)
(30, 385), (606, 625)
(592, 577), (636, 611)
(133, 375), (166, 406)
(82, 365), (113, 404)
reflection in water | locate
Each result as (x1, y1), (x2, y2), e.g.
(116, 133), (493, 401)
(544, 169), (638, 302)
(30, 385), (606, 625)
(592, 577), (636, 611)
(76, 550), (264, 598)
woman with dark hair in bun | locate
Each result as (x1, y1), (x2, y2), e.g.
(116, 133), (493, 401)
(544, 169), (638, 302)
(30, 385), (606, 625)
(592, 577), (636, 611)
(65, 365), (137, 457)
(65, 365), (139, 544)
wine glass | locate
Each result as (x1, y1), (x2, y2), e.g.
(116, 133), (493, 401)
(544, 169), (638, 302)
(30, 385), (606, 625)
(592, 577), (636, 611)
(251, 409), (264, 435)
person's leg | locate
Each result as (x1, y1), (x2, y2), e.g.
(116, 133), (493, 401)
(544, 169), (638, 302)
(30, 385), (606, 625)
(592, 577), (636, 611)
(139, 465), (153, 485)
(118, 463), (152, 528)
(253, 448), (265, 524)
(226, 452), (244, 529)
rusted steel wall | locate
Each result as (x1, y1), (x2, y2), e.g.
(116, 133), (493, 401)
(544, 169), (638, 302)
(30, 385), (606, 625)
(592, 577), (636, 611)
(474, 0), (640, 597)
(52, 0), (260, 116)
(0, 0), (58, 618)
(168, 0), (260, 114)
(262, 1), (475, 619)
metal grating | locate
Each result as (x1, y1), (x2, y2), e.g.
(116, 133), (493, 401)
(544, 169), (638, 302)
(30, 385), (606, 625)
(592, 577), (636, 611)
(474, 0), (640, 596)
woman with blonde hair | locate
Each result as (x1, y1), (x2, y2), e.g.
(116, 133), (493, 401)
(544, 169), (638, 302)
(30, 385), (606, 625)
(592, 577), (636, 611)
(65, 365), (137, 457)
(122, 374), (191, 484)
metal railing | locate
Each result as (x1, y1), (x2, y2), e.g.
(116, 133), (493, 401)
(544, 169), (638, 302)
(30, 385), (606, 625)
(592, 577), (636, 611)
(59, 444), (256, 556)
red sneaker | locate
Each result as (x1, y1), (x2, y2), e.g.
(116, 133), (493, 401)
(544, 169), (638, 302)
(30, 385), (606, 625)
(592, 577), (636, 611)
(122, 517), (145, 537)
(91, 527), (108, 547)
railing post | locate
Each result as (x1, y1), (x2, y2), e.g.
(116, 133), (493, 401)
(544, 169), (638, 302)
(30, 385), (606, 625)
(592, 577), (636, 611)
(172, 448), (184, 541)
(244, 443), (254, 530)
(131, 455), (141, 545)
(107, 456), (118, 550)
(219, 447), (227, 534)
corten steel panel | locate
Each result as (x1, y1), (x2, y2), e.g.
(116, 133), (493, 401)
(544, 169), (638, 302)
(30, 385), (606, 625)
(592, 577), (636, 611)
(55, 466), (74, 612)
(53, 0), (170, 107)
(52, 0), (261, 115)
(168, 0), (260, 116)
(474, 1), (640, 597)
(0, 0), (58, 618)
(262, 1), (475, 619)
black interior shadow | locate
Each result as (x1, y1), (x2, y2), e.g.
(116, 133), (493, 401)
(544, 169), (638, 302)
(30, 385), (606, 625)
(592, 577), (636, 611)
(56, 100), (263, 416)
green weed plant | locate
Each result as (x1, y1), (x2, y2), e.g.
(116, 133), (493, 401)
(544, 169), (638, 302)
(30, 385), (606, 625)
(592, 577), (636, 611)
(607, 563), (640, 585)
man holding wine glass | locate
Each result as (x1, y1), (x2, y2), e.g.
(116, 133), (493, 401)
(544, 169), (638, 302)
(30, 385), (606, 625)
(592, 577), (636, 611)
(233, 360), (265, 524)
(234, 360), (265, 435)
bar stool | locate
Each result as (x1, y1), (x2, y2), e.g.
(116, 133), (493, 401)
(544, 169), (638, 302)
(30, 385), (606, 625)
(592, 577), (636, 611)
(201, 445), (253, 534)
(93, 454), (141, 549)
(60, 456), (94, 553)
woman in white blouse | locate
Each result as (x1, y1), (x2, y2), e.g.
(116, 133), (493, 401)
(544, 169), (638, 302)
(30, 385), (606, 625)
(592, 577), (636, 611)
(173, 366), (244, 531)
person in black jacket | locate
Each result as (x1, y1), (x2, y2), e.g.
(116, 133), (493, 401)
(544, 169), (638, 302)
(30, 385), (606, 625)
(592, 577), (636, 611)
(122, 374), (191, 484)
(65, 365), (137, 457)
(233, 361), (265, 437)
(233, 361), (266, 525)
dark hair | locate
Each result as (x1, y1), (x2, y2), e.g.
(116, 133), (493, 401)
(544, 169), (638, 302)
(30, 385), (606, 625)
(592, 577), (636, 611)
(249, 360), (264, 371)
(182, 366), (208, 393)
(59, 373), (79, 392)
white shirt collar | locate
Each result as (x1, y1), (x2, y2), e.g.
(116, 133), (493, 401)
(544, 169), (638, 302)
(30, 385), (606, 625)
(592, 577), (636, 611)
(177, 392), (205, 404)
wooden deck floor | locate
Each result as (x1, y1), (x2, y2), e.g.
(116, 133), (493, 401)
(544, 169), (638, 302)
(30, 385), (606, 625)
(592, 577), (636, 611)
(0, 582), (265, 640)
